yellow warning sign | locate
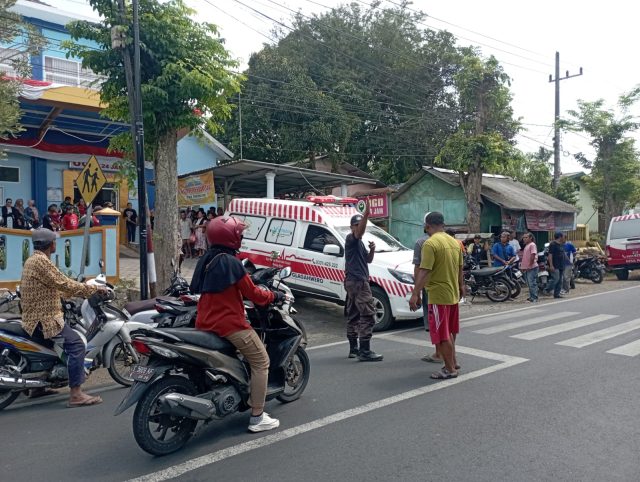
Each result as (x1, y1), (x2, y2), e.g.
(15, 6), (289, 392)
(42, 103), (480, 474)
(76, 155), (107, 205)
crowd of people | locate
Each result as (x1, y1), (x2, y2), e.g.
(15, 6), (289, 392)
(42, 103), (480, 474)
(179, 206), (225, 259)
(0, 196), (105, 231)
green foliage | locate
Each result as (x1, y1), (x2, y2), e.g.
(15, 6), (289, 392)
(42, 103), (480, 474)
(0, 0), (45, 157)
(63, 0), (242, 164)
(218, 2), (462, 183)
(562, 90), (640, 224)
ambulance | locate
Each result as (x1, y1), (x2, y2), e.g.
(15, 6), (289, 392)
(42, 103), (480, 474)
(227, 196), (419, 331)
(606, 213), (640, 280)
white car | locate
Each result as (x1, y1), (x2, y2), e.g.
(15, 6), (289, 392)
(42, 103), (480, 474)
(228, 196), (419, 330)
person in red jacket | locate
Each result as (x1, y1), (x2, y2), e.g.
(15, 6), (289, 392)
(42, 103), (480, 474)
(190, 216), (284, 433)
(61, 206), (79, 231)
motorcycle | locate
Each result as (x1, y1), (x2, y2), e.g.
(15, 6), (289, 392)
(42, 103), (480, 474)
(122, 260), (191, 325)
(114, 266), (309, 456)
(573, 255), (605, 284)
(0, 273), (153, 409)
(536, 250), (549, 290)
(463, 257), (512, 303)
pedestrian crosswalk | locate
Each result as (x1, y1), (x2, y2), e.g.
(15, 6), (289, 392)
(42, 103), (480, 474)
(465, 308), (640, 358)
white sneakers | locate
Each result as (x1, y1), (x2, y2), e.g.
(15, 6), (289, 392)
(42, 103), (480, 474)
(248, 412), (280, 433)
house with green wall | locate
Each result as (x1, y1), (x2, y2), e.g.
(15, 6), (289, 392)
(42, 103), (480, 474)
(390, 167), (578, 247)
(562, 172), (600, 235)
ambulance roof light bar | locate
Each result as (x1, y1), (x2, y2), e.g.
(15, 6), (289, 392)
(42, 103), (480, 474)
(306, 195), (359, 206)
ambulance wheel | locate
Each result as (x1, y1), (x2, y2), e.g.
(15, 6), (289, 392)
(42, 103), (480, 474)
(615, 269), (629, 281)
(371, 286), (394, 332)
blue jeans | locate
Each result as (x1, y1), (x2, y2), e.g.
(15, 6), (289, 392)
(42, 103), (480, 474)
(545, 268), (564, 297)
(50, 324), (86, 388)
(524, 267), (539, 301)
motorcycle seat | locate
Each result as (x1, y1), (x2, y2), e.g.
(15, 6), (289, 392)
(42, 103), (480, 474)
(125, 296), (176, 315)
(0, 321), (53, 348)
(159, 327), (236, 353)
(471, 267), (504, 277)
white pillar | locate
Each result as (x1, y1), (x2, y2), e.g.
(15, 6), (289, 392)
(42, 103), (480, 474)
(266, 171), (276, 199)
(340, 183), (348, 197)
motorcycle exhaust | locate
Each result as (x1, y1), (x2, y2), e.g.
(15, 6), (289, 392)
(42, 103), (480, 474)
(0, 376), (49, 389)
(158, 393), (215, 420)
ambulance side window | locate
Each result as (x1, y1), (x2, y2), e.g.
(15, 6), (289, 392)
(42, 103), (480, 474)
(265, 218), (296, 246)
(230, 214), (265, 240)
(303, 225), (342, 254)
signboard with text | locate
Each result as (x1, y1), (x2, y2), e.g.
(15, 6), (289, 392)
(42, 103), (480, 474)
(69, 158), (120, 172)
(177, 171), (216, 207)
(357, 194), (388, 219)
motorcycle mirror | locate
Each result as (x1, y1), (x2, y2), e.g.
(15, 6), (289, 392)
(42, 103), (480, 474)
(242, 258), (249, 267)
(278, 267), (292, 280)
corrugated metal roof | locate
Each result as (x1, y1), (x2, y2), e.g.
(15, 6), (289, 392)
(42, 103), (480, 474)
(424, 167), (577, 213)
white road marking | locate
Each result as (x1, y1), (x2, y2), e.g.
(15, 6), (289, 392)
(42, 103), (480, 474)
(511, 314), (618, 341)
(462, 309), (545, 327)
(557, 318), (640, 348)
(474, 312), (579, 335)
(308, 326), (424, 351)
(127, 348), (528, 482)
(606, 338), (640, 357)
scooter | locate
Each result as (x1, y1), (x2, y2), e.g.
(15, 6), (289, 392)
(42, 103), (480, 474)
(573, 255), (605, 284)
(463, 256), (512, 302)
(115, 266), (309, 456)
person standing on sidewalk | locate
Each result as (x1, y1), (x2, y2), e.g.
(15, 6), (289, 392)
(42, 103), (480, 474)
(123, 203), (138, 244)
(562, 240), (577, 294)
(410, 212), (464, 380)
(520, 233), (539, 303)
(344, 201), (383, 362)
(544, 232), (566, 298)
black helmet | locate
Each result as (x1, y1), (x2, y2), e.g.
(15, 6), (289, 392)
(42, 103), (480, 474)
(350, 214), (363, 226)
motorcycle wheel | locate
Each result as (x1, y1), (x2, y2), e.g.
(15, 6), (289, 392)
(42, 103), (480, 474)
(0, 353), (22, 410)
(132, 376), (198, 456)
(591, 271), (604, 284)
(277, 346), (310, 403)
(486, 280), (511, 302)
(107, 338), (136, 387)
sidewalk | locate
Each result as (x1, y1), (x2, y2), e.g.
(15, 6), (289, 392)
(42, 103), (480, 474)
(119, 256), (198, 285)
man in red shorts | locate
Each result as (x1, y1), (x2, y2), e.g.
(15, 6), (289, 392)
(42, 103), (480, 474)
(409, 212), (464, 380)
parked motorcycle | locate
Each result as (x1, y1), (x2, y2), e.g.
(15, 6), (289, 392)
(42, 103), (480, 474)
(463, 257), (512, 302)
(114, 266), (309, 456)
(573, 255), (605, 284)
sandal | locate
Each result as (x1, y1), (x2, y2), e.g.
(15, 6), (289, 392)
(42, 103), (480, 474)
(430, 368), (458, 380)
(421, 354), (442, 363)
(67, 395), (103, 408)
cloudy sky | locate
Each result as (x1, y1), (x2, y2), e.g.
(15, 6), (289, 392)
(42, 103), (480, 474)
(55, 0), (640, 173)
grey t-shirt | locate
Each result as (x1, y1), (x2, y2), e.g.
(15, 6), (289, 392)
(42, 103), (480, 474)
(413, 233), (430, 266)
(345, 233), (369, 281)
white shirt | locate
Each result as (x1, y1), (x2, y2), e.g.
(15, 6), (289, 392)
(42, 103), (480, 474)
(509, 239), (521, 262)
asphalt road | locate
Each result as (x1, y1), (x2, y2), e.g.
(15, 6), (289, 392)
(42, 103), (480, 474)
(3, 283), (640, 481)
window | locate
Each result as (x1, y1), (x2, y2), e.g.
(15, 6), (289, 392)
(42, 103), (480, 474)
(265, 219), (296, 246)
(0, 166), (19, 183)
(231, 214), (266, 240)
(303, 225), (341, 253)
(0, 47), (27, 77)
(44, 56), (104, 88)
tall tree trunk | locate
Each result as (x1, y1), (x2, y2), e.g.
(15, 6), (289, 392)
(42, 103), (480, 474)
(461, 166), (482, 232)
(154, 130), (180, 290)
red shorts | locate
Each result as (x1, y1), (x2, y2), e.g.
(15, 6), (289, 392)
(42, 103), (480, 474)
(427, 304), (460, 345)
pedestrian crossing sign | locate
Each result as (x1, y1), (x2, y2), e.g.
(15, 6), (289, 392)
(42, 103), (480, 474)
(76, 155), (107, 205)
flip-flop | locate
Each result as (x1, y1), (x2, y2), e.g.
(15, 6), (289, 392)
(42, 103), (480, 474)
(67, 395), (103, 408)
(28, 388), (59, 399)
(430, 369), (458, 380)
(421, 355), (442, 363)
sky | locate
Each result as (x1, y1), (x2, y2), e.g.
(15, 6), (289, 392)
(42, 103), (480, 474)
(54, 0), (640, 174)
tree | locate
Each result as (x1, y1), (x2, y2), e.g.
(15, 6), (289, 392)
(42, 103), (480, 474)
(0, 0), (45, 158)
(505, 147), (578, 205)
(562, 90), (640, 227)
(64, 0), (241, 289)
(435, 51), (519, 232)
(219, 2), (461, 183)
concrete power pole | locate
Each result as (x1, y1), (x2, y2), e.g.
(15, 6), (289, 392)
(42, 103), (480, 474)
(549, 51), (583, 190)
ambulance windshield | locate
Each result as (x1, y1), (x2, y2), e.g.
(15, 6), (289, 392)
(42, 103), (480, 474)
(336, 225), (406, 252)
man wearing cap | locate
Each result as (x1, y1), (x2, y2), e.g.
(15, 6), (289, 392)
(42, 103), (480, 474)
(409, 212), (464, 380)
(344, 200), (383, 362)
(20, 228), (104, 407)
(544, 231), (566, 298)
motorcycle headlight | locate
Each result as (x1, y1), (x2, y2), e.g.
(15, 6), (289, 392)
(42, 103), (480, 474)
(388, 269), (414, 284)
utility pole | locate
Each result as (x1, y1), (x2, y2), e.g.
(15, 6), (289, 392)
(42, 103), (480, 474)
(238, 92), (243, 159)
(113, 0), (148, 299)
(549, 51), (583, 190)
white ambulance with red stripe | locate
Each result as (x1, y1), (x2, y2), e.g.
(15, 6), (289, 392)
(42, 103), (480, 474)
(228, 196), (419, 330)
(606, 213), (640, 280)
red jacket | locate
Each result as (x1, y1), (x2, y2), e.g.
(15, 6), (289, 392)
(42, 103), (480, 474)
(195, 274), (274, 337)
(62, 213), (79, 231)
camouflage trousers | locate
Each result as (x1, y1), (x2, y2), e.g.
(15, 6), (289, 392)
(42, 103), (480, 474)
(345, 279), (376, 342)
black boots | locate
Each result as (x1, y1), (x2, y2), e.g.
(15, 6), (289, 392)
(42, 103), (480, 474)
(356, 340), (383, 362)
(348, 338), (359, 358)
